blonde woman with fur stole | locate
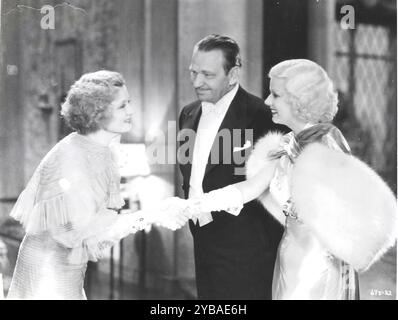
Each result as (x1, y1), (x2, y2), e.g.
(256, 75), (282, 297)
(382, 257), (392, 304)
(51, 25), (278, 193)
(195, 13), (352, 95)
(186, 59), (397, 300)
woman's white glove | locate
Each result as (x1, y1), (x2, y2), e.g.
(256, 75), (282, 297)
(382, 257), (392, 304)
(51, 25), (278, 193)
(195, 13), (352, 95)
(150, 197), (194, 230)
(115, 210), (153, 236)
(84, 236), (114, 262)
(80, 210), (151, 262)
(190, 185), (244, 216)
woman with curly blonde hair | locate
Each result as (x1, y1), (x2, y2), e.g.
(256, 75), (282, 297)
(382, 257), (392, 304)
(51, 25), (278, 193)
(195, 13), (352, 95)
(7, 70), (187, 300)
(186, 59), (397, 300)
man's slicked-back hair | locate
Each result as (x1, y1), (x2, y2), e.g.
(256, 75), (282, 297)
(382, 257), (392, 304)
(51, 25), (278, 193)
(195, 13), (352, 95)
(195, 34), (242, 73)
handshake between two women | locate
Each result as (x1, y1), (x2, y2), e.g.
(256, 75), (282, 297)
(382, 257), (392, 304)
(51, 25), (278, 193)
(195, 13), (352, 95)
(82, 185), (244, 262)
(134, 184), (244, 231)
(138, 197), (202, 231)
(116, 185), (244, 235)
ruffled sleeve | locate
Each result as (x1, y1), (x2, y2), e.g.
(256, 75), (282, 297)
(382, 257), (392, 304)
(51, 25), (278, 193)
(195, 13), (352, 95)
(9, 143), (93, 234)
(9, 134), (128, 263)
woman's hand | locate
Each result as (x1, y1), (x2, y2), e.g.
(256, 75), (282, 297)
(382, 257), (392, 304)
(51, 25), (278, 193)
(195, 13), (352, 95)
(150, 197), (194, 231)
(84, 236), (114, 262)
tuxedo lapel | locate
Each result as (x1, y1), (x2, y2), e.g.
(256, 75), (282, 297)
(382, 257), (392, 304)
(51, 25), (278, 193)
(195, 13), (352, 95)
(179, 102), (202, 189)
(181, 103), (202, 132)
(204, 87), (248, 177)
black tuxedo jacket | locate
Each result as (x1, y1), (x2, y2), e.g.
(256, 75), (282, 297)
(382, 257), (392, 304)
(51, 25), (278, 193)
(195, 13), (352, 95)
(178, 86), (287, 299)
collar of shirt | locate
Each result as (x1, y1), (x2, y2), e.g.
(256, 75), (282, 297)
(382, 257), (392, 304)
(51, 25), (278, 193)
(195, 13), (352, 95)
(201, 83), (239, 116)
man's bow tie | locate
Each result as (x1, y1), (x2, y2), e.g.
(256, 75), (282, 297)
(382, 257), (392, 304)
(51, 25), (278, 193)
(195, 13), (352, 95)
(202, 102), (223, 116)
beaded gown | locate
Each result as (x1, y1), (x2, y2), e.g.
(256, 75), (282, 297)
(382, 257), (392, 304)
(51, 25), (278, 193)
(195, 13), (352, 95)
(7, 133), (133, 300)
(268, 126), (359, 300)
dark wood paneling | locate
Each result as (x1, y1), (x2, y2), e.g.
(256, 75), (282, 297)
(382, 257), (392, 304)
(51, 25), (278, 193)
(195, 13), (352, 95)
(263, 0), (309, 98)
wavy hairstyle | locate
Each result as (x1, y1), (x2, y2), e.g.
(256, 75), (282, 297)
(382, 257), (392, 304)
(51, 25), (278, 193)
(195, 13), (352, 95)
(61, 70), (126, 134)
(269, 59), (338, 123)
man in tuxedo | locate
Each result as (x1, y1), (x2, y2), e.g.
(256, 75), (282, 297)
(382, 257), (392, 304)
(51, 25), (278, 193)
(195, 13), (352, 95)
(178, 34), (287, 299)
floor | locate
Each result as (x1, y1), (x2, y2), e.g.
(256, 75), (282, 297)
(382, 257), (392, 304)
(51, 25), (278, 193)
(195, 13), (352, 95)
(1, 235), (396, 300)
(84, 266), (195, 300)
(359, 246), (396, 300)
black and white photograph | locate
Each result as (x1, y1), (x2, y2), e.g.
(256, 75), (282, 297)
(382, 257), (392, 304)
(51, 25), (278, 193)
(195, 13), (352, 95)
(0, 0), (396, 305)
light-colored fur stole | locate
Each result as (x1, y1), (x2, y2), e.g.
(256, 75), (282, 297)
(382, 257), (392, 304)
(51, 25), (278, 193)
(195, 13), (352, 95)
(292, 142), (397, 271)
(246, 132), (397, 272)
(246, 132), (286, 225)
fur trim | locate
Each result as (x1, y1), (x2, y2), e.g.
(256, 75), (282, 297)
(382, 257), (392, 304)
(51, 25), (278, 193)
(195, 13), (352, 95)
(291, 143), (397, 272)
(246, 132), (286, 225)
(246, 132), (284, 178)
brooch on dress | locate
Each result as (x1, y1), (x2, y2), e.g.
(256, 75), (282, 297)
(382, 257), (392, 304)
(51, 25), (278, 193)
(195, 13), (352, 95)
(282, 198), (298, 219)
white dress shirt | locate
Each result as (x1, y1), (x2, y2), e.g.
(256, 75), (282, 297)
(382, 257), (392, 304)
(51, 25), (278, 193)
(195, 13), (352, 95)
(189, 83), (239, 226)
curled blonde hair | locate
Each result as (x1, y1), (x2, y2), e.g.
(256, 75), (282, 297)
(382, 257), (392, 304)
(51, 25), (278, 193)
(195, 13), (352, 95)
(61, 70), (126, 134)
(269, 59), (338, 123)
